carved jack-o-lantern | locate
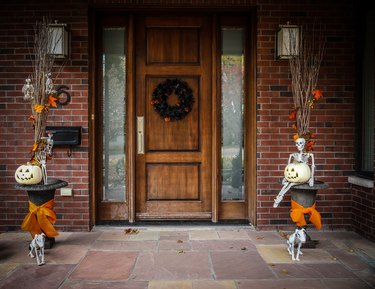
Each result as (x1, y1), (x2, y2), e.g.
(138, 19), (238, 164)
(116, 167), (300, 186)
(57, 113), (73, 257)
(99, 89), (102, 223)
(15, 163), (42, 185)
(284, 162), (310, 183)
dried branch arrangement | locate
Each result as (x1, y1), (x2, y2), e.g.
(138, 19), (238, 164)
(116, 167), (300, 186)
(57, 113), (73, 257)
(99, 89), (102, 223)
(21, 17), (61, 183)
(31, 18), (56, 143)
(288, 26), (325, 151)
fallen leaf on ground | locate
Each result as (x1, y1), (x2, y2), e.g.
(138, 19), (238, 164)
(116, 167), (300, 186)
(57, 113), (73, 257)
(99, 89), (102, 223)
(124, 228), (139, 235)
(280, 269), (289, 275)
(177, 240), (183, 243)
(279, 231), (289, 240)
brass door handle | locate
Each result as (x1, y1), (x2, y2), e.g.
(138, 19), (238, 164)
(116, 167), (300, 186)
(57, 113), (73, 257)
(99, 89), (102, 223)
(137, 116), (144, 154)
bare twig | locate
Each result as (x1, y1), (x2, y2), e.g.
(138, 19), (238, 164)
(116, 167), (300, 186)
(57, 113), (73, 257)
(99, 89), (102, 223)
(31, 17), (55, 144)
(289, 25), (325, 137)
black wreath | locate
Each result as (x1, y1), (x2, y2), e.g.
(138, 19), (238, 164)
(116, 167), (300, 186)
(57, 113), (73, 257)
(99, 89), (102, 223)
(151, 78), (194, 122)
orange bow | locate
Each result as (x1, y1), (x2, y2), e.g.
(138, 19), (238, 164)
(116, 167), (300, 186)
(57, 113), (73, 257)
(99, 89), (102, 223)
(21, 199), (59, 238)
(290, 199), (322, 230)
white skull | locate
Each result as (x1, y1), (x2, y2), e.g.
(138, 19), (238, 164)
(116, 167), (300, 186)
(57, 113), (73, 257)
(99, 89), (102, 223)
(295, 138), (306, 152)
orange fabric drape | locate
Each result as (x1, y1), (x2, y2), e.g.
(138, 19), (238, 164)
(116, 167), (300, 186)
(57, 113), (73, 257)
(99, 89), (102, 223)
(21, 199), (59, 238)
(290, 199), (322, 230)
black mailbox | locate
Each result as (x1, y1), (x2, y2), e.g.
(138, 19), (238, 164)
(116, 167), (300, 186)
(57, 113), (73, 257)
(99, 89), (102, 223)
(46, 126), (81, 146)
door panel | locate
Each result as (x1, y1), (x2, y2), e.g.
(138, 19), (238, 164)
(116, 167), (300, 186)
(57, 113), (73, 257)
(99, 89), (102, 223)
(147, 27), (200, 64)
(146, 76), (199, 151)
(146, 164), (200, 200)
(135, 16), (212, 219)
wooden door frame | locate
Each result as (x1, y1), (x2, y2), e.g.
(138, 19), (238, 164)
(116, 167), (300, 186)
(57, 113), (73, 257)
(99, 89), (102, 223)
(89, 7), (257, 225)
(215, 14), (257, 223)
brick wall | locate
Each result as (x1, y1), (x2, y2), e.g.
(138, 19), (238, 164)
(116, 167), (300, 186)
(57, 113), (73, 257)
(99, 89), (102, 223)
(352, 185), (375, 240)
(0, 0), (90, 232)
(256, 0), (358, 231)
(1, 0), (372, 235)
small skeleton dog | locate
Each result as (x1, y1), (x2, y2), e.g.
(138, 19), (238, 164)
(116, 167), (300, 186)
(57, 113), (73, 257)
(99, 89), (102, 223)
(28, 233), (46, 266)
(287, 228), (306, 261)
(273, 138), (315, 207)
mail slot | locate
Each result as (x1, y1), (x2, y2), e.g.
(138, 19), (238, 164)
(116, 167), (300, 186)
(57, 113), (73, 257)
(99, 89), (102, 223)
(46, 126), (81, 146)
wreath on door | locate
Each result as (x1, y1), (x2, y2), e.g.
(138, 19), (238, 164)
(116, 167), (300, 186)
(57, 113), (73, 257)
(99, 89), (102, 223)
(151, 78), (194, 122)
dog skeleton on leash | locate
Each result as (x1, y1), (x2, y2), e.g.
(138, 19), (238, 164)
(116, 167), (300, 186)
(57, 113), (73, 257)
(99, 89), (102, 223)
(28, 233), (46, 266)
(287, 228), (306, 261)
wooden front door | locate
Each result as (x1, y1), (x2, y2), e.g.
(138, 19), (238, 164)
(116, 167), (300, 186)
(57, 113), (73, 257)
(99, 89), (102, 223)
(135, 16), (212, 219)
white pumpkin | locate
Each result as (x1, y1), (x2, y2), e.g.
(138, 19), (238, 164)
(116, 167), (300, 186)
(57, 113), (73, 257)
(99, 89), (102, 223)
(15, 163), (42, 185)
(284, 162), (311, 183)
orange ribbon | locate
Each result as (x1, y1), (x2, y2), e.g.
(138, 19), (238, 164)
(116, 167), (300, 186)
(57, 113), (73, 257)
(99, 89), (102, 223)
(21, 199), (59, 238)
(290, 199), (322, 230)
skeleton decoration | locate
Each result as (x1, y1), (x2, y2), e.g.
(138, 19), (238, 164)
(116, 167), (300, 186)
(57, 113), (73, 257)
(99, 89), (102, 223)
(22, 78), (34, 101)
(45, 73), (55, 95)
(28, 233), (46, 266)
(44, 132), (54, 155)
(287, 228), (306, 261)
(36, 133), (54, 184)
(273, 138), (315, 208)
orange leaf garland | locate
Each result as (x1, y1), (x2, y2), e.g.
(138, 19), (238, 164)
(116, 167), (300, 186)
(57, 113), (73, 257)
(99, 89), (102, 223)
(34, 104), (45, 113)
(312, 89), (323, 100)
(27, 115), (35, 124)
(47, 95), (57, 107)
(30, 158), (39, 166)
(32, 143), (38, 152)
(288, 89), (323, 148)
(306, 140), (315, 152)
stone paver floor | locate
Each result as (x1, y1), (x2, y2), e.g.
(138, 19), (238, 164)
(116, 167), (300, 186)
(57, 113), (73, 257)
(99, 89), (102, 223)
(0, 226), (374, 289)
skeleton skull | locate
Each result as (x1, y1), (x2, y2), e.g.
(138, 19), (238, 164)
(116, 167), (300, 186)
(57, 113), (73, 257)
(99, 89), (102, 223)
(295, 138), (306, 152)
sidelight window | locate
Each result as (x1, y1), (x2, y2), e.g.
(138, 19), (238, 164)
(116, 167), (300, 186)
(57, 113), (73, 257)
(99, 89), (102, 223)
(221, 28), (245, 201)
(102, 27), (126, 201)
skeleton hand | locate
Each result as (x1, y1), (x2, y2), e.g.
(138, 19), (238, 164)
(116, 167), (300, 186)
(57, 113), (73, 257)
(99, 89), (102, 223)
(309, 177), (314, 187)
(273, 195), (283, 208)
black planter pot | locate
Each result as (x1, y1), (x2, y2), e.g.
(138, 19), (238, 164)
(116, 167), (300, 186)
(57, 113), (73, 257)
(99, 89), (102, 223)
(291, 180), (328, 207)
(290, 180), (328, 248)
(15, 179), (68, 248)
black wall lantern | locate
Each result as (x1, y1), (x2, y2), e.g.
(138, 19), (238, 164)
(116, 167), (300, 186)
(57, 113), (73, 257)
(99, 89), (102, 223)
(276, 23), (300, 59)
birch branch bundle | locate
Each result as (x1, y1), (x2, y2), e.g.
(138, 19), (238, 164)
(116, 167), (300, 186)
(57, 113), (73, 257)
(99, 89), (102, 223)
(31, 17), (55, 144)
(289, 26), (325, 137)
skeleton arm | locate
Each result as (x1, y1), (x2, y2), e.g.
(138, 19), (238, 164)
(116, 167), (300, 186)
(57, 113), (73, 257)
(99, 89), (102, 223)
(288, 153), (294, 164)
(281, 154), (294, 185)
(309, 153), (315, 186)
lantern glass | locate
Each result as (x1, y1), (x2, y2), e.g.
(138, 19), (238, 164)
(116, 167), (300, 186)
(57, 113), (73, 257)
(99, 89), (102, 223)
(48, 24), (69, 58)
(276, 25), (300, 59)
